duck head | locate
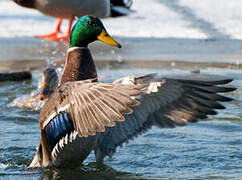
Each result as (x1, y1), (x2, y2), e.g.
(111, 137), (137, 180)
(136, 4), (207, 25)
(70, 15), (121, 48)
(12, 0), (35, 8)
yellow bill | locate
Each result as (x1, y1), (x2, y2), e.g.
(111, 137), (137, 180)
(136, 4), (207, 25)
(97, 29), (121, 48)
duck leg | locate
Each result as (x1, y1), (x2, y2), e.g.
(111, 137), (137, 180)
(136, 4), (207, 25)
(36, 18), (63, 40)
(53, 18), (74, 41)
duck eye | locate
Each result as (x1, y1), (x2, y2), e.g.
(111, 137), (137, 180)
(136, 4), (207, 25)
(88, 21), (97, 27)
(88, 21), (93, 26)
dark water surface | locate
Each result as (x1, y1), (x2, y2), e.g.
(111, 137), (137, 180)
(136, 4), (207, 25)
(0, 65), (241, 179)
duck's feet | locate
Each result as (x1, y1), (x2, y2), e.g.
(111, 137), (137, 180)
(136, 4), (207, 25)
(35, 18), (63, 41)
(51, 34), (70, 41)
(35, 18), (73, 41)
(35, 32), (60, 40)
(53, 18), (74, 41)
(36, 32), (70, 41)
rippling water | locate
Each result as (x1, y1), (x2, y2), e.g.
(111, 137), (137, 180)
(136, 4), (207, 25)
(0, 65), (241, 180)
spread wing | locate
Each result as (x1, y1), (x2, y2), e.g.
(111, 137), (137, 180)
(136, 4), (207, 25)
(39, 80), (146, 137)
(95, 74), (236, 162)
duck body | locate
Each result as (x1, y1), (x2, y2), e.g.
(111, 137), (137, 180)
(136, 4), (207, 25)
(29, 48), (95, 167)
(30, 112), (98, 167)
(14, 0), (110, 18)
(32, 0), (110, 19)
(13, 0), (132, 40)
(29, 47), (134, 167)
(29, 16), (236, 168)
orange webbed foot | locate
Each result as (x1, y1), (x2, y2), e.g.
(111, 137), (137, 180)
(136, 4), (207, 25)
(35, 18), (73, 41)
(53, 18), (73, 41)
(35, 18), (63, 40)
(51, 34), (70, 41)
(35, 32), (60, 40)
(35, 34), (69, 41)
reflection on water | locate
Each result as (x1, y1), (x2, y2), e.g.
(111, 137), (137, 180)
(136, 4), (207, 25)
(0, 62), (241, 179)
(39, 163), (149, 180)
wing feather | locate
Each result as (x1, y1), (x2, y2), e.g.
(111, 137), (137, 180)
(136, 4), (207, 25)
(39, 74), (235, 163)
(186, 93), (225, 109)
(39, 81), (145, 138)
(88, 88), (124, 124)
(95, 74), (236, 162)
(79, 93), (97, 136)
(85, 91), (106, 132)
(71, 93), (88, 135)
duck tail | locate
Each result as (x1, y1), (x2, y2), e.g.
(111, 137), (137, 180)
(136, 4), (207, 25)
(110, 0), (132, 8)
(110, 0), (133, 17)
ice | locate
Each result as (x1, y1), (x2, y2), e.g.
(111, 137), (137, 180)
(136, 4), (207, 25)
(0, 0), (231, 39)
(0, 0), (241, 39)
(103, 0), (206, 38)
(0, 0), (242, 63)
(179, 0), (242, 39)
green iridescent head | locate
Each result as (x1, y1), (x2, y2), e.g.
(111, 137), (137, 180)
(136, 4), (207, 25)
(70, 16), (121, 48)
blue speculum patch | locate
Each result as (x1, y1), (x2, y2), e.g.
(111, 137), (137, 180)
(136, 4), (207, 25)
(45, 112), (74, 150)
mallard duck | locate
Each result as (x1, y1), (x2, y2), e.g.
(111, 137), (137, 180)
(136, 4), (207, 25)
(29, 15), (236, 168)
(12, 67), (58, 110)
(12, 0), (132, 40)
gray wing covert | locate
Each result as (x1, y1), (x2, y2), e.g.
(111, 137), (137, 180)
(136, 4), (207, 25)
(95, 74), (235, 162)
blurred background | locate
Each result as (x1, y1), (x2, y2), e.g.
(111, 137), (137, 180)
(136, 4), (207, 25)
(0, 0), (241, 179)
(1, 0), (242, 65)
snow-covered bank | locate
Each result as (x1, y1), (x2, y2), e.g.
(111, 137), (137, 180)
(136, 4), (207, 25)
(1, 0), (241, 39)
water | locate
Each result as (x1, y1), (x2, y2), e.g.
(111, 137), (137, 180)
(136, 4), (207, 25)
(0, 66), (241, 179)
